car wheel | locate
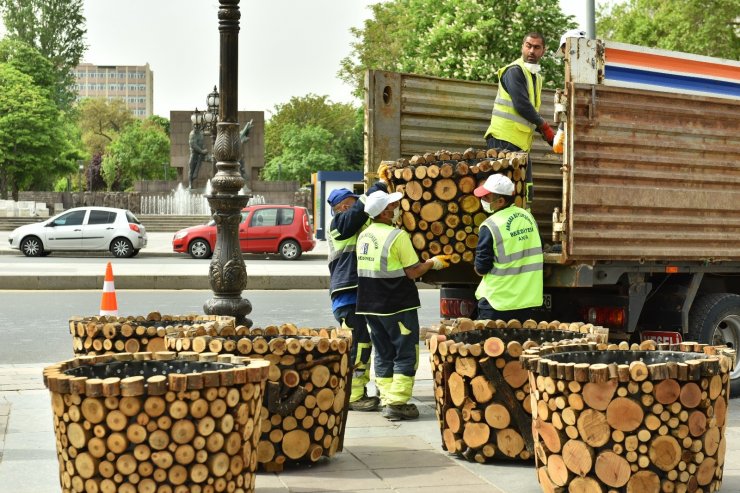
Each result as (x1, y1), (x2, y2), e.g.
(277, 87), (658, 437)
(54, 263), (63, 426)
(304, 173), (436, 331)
(689, 293), (740, 398)
(279, 239), (301, 260)
(189, 239), (212, 259)
(20, 236), (44, 257)
(111, 238), (134, 258)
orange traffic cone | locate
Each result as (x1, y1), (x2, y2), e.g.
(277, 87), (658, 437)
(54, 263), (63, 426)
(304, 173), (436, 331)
(100, 262), (119, 316)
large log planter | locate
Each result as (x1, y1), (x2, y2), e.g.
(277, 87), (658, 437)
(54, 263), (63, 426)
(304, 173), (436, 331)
(428, 318), (604, 462)
(165, 323), (352, 471)
(43, 351), (269, 493)
(69, 314), (234, 356)
(384, 148), (530, 264)
(521, 343), (736, 493)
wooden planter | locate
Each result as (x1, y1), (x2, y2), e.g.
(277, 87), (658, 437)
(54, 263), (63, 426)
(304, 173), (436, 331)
(521, 343), (736, 493)
(69, 313), (234, 356)
(384, 149), (529, 264)
(165, 323), (352, 471)
(428, 318), (603, 462)
(43, 351), (269, 493)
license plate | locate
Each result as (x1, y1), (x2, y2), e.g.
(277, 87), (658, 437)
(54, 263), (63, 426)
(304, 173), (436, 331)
(641, 330), (682, 344)
(542, 294), (552, 310)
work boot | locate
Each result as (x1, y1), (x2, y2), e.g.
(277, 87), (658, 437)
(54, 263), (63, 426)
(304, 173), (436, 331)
(381, 403), (419, 421)
(348, 392), (380, 412)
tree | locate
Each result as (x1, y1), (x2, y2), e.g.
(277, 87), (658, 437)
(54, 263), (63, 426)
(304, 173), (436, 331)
(262, 124), (343, 183)
(0, 38), (57, 96)
(597, 0), (740, 59)
(78, 97), (134, 156)
(101, 117), (170, 191)
(264, 94), (363, 182)
(0, 63), (69, 199)
(339, 0), (577, 97)
(86, 153), (106, 191)
(0, 0), (87, 109)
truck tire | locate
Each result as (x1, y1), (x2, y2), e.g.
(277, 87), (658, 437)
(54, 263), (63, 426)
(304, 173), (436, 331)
(688, 293), (740, 398)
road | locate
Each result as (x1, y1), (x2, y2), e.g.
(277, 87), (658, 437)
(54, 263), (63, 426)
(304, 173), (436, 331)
(0, 289), (442, 364)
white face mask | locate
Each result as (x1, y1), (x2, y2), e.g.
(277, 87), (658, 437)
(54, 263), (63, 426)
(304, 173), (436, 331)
(481, 200), (493, 214)
(523, 62), (541, 74)
(392, 207), (401, 224)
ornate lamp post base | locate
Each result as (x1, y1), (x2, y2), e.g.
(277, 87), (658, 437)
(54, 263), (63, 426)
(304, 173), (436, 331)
(203, 2), (252, 327)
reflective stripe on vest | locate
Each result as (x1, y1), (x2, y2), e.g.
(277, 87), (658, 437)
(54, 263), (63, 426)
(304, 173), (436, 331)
(475, 206), (543, 311)
(484, 58), (543, 151)
(357, 227), (405, 279)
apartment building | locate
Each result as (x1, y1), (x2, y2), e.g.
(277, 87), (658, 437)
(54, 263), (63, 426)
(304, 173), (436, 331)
(73, 63), (154, 117)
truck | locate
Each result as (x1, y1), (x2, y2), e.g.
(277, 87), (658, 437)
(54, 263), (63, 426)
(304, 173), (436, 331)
(364, 37), (740, 392)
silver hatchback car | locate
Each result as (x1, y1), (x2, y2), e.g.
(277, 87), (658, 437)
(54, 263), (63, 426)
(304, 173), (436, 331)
(8, 206), (147, 258)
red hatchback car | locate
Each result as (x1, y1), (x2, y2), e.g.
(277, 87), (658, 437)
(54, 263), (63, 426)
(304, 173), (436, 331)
(172, 205), (316, 260)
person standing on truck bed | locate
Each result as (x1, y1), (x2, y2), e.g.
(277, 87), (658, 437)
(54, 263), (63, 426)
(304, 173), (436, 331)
(484, 31), (555, 203)
(473, 174), (544, 321)
(326, 168), (391, 412)
(355, 189), (451, 421)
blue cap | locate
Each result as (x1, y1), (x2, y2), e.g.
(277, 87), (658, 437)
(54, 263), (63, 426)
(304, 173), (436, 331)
(327, 188), (358, 207)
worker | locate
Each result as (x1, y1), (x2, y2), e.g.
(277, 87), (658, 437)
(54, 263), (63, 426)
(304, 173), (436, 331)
(484, 31), (554, 203)
(554, 29), (587, 58)
(326, 165), (392, 411)
(355, 189), (450, 421)
(473, 174), (543, 321)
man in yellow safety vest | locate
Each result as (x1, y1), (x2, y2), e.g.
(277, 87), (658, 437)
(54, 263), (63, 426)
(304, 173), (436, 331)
(355, 190), (450, 420)
(473, 174), (544, 321)
(484, 32), (555, 203)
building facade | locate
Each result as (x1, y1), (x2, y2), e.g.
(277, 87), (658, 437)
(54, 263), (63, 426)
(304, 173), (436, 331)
(73, 63), (154, 117)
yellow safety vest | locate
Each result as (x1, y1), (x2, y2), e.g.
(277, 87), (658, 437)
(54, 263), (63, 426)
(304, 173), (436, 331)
(485, 58), (543, 151)
(475, 205), (543, 311)
(356, 223), (420, 315)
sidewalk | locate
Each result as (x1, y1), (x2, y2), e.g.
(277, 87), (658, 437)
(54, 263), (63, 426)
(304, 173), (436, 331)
(0, 348), (536, 493)
(3, 350), (740, 493)
(0, 233), (332, 290)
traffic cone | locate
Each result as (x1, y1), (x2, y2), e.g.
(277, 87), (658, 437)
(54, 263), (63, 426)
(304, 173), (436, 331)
(100, 262), (119, 316)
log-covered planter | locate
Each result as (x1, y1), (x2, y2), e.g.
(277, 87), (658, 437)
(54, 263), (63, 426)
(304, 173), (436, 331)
(165, 323), (352, 471)
(68, 313), (234, 356)
(521, 343), (736, 493)
(43, 351), (269, 493)
(384, 148), (529, 264)
(428, 318), (604, 462)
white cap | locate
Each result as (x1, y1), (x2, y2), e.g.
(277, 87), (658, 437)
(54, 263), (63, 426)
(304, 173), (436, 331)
(364, 190), (403, 218)
(555, 29), (586, 58)
(473, 174), (515, 198)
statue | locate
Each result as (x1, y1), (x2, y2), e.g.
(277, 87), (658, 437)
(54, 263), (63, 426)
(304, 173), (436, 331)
(238, 119), (254, 180)
(188, 124), (208, 189)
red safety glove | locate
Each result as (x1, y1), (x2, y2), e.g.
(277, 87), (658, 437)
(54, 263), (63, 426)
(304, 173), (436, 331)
(539, 122), (555, 146)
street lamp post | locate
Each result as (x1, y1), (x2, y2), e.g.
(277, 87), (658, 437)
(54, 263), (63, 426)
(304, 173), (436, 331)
(203, 0), (252, 327)
(77, 160), (84, 205)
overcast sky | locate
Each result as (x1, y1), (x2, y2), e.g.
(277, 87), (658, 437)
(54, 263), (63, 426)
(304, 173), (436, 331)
(79, 0), (590, 118)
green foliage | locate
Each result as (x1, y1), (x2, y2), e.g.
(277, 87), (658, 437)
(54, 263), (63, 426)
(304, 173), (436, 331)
(0, 38), (56, 94)
(101, 117), (170, 191)
(263, 94), (363, 182)
(78, 97), (134, 156)
(339, 0), (577, 96)
(0, 63), (66, 199)
(0, 0), (87, 109)
(263, 125), (342, 183)
(597, 0), (740, 59)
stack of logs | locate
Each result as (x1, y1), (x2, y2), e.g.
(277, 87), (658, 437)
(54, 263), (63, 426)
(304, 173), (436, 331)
(520, 341), (736, 493)
(69, 313), (234, 356)
(428, 317), (603, 463)
(43, 351), (270, 493)
(384, 147), (529, 263)
(165, 323), (351, 471)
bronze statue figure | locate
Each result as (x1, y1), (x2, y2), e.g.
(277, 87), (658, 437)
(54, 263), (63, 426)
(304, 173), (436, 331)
(188, 124), (208, 189)
(238, 119), (254, 180)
